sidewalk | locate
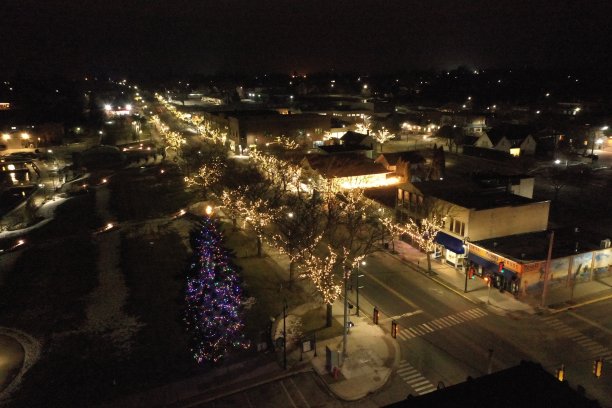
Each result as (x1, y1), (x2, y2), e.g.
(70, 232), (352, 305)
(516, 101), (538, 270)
(302, 300), (400, 401)
(387, 239), (612, 315)
(388, 239), (535, 316)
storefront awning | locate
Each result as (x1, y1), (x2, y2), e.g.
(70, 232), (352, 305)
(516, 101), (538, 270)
(467, 252), (498, 272)
(435, 232), (465, 254)
(467, 252), (520, 276)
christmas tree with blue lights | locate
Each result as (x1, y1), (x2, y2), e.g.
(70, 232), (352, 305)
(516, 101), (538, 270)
(185, 217), (249, 363)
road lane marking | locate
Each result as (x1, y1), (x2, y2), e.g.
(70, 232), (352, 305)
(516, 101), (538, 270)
(568, 311), (612, 336)
(366, 272), (420, 309)
(288, 377), (310, 408)
(280, 380), (298, 408)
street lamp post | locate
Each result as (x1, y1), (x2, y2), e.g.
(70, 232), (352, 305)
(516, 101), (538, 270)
(342, 269), (349, 359)
(356, 261), (365, 317)
(283, 298), (287, 370)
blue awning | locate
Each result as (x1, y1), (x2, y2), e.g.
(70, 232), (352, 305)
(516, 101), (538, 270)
(435, 232), (465, 254)
(467, 252), (498, 271)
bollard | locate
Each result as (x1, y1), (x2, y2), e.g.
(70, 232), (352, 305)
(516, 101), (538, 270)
(373, 307), (379, 325)
(391, 320), (398, 338)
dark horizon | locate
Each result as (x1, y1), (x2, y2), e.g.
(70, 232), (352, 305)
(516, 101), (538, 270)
(2, 0), (611, 79)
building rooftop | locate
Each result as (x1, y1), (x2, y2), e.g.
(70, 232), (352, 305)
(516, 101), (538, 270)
(376, 151), (425, 165)
(473, 227), (611, 262)
(400, 178), (542, 210)
(302, 154), (388, 178)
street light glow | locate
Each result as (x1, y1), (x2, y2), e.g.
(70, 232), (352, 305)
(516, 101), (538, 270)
(104, 104), (112, 111)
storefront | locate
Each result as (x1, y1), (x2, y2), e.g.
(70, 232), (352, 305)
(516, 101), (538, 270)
(435, 231), (466, 268)
(467, 245), (521, 296)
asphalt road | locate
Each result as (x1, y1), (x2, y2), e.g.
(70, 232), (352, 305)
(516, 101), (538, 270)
(355, 250), (612, 406)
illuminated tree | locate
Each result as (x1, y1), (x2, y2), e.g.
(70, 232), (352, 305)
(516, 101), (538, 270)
(381, 215), (444, 273)
(299, 246), (342, 306)
(269, 196), (323, 287)
(272, 136), (300, 150)
(184, 217), (249, 363)
(250, 151), (302, 192)
(220, 189), (245, 230)
(355, 115), (372, 135)
(373, 127), (395, 152)
(239, 195), (276, 257)
(407, 215), (444, 273)
(184, 159), (226, 198)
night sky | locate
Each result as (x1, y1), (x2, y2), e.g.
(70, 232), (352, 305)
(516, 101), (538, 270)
(2, 0), (611, 78)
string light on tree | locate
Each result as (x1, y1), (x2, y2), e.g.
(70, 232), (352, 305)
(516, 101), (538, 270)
(184, 217), (250, 363)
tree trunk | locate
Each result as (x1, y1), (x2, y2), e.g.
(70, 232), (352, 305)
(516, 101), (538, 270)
(426, 251), (432, 274)
(289, 260), (295, 288)
(257, 236), (262, 257)
(232, 217), (237, 231)
(326, 303), (333, 327)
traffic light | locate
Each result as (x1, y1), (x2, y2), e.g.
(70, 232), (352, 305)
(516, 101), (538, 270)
(468, 267), (476, 280)
(498, 261), (505, 274)
(556, 364), (565, 381)
(593, 358), (603, 378)
(391, 320), (398, 338)
(373, 307), (379, 325)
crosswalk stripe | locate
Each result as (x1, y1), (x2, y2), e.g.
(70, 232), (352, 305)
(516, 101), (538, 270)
(430, 321), (443, 329)
(409, 327), (422, 336)
(411, 379), (431, 388)
(439, 317), (454, 325)
(474, 308), (487, 315)
(403, 373), (423, 381)
(447, 316), (461, 324)
(399, 361), (412, 368)
(398, 368), (417, 375)
(434, 319), (449, 328)
(414, 383), (435, 392)
(421, 323), (433, 333)
(416, 386), (437, 394)
(463, 309), (478, 318)
(397, 331), (412, 340)
(421, 323), (434, 332)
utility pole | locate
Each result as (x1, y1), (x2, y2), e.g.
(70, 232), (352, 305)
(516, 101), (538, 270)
(541, 231), (555, 308)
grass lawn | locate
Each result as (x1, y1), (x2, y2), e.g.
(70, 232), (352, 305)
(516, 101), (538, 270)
(109, 166), (194, 222)
(1, 177), (342, 406)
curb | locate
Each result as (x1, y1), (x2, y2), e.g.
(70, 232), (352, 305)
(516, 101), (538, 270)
(175, 366), (313, 407)
(547, 293), (612, 314)
(384, 250), (478, 304)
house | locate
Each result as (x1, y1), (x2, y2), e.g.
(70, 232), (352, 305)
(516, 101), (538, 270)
(340, 131), (374, 149)
(374, 151), (426, 183)
(396, 175), (549, 268)
(477, 125), (538, 156)
(301, 153), (395, 190)
(317, 131), (375, 157)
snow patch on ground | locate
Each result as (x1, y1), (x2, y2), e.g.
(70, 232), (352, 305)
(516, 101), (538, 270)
(0, 327), (41, 402)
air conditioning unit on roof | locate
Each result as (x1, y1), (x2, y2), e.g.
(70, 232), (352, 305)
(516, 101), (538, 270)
(601, 239), (611, 249)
